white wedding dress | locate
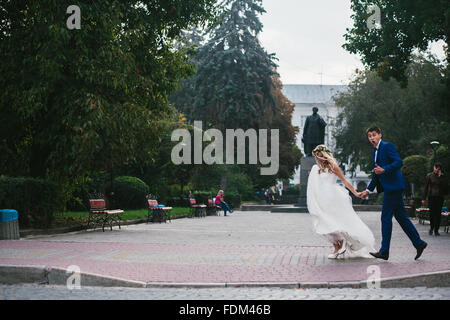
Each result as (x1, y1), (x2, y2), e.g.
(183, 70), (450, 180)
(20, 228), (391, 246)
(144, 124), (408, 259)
(307, 164), (376, 258)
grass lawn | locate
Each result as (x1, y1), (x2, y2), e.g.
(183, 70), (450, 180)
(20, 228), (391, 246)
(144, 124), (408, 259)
(50, 207), (191, 229)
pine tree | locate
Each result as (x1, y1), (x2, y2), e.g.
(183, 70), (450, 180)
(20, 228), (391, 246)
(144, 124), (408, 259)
(173, 0), (278, 130)
(170, 0), (302, 185)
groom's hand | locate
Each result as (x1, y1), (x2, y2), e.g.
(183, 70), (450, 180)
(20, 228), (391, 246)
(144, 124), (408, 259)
(359, 190), (369, 199)
(374, 164), (385, 175)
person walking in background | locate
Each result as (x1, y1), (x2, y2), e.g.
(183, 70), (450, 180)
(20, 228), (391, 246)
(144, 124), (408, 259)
(264, 189), (272, 204)
(215, 190), (233, 216)
(423, 162), (448, 236)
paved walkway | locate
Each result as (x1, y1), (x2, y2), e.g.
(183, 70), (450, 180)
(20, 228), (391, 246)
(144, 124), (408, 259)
(0, 211), (449, 285)
(1, 284), (449, 300)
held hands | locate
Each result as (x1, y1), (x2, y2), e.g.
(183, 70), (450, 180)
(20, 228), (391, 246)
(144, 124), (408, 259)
(374, 164), (385, 175)
(358, 190), (369, 199)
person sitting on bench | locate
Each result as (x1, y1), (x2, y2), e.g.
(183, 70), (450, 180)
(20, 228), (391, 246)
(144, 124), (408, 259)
(215, 190), (233, 216)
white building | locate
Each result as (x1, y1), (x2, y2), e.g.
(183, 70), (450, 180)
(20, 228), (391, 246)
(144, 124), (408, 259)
(282, 84), (370, 191)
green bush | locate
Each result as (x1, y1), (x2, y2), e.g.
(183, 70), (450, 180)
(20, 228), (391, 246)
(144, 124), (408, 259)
(228, 172), (254, 201)
(66, 196), (87, 211)
(111, 176), (150, 209)
(166, 197), (190, 207)
(282, 185), (299, 195)
(193, 191), (213, 205)
(434, 145), (450, 174)
(222, 191), (241, 209)
(0, 177), (62, 228)
(402, 155), (428, 195)
(66, 173), (113, 210)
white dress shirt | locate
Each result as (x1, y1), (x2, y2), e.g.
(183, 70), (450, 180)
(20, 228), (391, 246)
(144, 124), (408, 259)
(374, 139), (382, 164)
(366, 140), (382, 194)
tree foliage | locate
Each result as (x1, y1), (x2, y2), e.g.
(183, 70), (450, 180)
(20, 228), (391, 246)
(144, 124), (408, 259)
(170, 0), (301, 186)
(333, 55), (448, 174)
(343, 0), (450, 87)
(171, 0), (278, 130)
(0, 0), (220, 183)
(402, 155), (428, 194)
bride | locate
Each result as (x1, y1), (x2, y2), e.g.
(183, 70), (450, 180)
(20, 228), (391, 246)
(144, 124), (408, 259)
(307, 145), (376, 259)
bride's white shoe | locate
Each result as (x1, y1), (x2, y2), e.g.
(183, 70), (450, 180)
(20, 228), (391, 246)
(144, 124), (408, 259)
(337, 239), (347, 255)
(328, 253), (338, 259)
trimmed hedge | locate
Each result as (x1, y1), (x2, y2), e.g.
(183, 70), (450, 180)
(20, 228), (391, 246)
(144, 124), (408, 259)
(0, 177), (62, 228)
(193, 191), (213, 205)
(282, 185), (299, 195)
(224, 192), (241, 209)
(166, 197), (190, 207)
(111, 176), (150, 209)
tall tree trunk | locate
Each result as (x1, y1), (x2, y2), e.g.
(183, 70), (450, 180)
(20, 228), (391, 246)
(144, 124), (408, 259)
(220, 174), (227, 191)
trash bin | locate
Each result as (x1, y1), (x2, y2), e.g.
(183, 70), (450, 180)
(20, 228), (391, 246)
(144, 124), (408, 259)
(0, 209), (20, 240)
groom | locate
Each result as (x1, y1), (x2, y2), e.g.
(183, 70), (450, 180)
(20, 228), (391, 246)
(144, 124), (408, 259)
(359, 126), (427, 260)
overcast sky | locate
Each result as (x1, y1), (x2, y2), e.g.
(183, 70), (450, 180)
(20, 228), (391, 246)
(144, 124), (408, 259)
(258, 0), (446, 85)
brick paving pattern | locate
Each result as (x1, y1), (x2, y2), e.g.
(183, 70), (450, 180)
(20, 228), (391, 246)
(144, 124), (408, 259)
(0, 211), (449, 285)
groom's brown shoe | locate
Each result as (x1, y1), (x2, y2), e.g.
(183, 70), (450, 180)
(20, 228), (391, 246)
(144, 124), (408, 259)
(370, 251), (389, 260)
(415, 242), (427, 260)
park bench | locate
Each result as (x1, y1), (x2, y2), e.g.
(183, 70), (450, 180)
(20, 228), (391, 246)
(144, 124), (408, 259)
(416, 207), (449, 233)
(147, 199), (172, 223)
(404, 205), (414, 218)
(189, 198), (207, 218)
(87, 199), (124, 232)
(442, 211), (449, 233)
(416, 208), (430, 225)
(207, 199), (221, 216)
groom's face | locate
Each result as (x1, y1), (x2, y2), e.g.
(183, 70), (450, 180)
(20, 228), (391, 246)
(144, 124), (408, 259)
(367, 131), (382, 148)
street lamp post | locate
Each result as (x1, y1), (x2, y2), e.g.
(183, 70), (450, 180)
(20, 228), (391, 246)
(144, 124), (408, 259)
(430, 141), (440, 161)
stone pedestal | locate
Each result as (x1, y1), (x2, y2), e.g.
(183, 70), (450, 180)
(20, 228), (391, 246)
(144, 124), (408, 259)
(297, 156), (316, 207)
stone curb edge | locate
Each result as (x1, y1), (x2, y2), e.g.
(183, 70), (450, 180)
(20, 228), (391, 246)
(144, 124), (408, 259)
(19, 216), (192, 238)
(19, 210), (230, 238)
(0, 265), (449, 289)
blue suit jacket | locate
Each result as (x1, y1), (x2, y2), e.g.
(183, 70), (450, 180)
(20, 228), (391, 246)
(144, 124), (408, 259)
(367, 140), (406, 193)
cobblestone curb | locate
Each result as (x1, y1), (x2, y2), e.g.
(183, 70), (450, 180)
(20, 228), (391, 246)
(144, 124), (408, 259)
(1, 265), (448, 289)
(19, 216), (192, 238)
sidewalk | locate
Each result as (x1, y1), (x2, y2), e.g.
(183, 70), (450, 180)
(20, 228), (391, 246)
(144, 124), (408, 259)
(0, 211), (449, 288)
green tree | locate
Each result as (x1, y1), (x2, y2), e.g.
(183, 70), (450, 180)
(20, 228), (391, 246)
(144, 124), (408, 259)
(170, 0), (301, 188)
(333, 55), (447, 174)
(433, 145), (450, 175)
(0, 0), (220, 183)
(343, 0), (449, 87)
(402, 155), (428, 196)
(172, 0), (278, 130)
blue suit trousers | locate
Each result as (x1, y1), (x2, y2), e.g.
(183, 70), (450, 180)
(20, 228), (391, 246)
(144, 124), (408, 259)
(380, 191), (424, 254)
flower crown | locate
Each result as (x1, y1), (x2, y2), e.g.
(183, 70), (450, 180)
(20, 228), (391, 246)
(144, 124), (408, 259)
(312, 145), (331, 156)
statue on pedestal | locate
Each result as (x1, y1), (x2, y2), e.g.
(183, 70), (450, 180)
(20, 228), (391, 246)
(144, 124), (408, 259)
(297, 107), (327, 208)
(302, 107), (327, 157)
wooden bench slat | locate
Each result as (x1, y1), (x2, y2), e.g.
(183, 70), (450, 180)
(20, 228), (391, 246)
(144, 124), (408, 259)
(105, 210), (124, 214)
(87, 199), (123, 231)
(147, 199), (171, 223)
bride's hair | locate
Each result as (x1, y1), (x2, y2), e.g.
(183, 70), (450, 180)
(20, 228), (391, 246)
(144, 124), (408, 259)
(312, 145), (338, 174)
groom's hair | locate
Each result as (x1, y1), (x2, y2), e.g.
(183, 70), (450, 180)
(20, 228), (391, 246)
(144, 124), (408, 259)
(366, 126), (381, 134)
